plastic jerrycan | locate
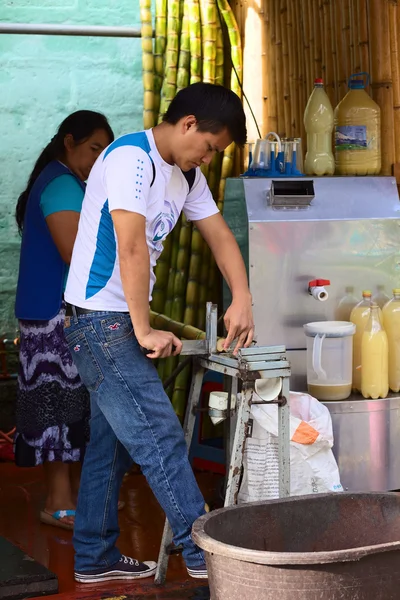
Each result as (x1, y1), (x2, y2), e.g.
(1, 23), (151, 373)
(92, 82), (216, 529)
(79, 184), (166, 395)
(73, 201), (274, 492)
(382, 289), (400, 393)
(304, 321), (355, 401)
(361, 304), (388, 399)
(350, 291), (383, 392)
(304, 79), (335, 176)
(334, 72), (381, 175)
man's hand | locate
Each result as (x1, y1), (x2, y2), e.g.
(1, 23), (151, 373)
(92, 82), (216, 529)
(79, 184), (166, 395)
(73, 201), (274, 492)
(137, 328), (183, 359)
(223, 294), (254, 355)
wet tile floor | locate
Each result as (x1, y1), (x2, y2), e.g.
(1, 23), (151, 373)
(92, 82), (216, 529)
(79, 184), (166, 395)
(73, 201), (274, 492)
(0, 463), (223, 599)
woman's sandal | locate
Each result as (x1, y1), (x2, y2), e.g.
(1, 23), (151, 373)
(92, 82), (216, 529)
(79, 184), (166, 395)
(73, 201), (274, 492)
(40, 509), (75, 530)
(40, 502), (124, 530)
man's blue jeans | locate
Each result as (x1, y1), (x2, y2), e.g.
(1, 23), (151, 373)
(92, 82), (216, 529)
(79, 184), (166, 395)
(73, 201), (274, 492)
(64, 310), (205, 572)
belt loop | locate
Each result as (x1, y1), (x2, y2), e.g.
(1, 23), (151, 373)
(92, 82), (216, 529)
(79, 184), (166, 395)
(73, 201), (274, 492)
(71, 305), (78, 324)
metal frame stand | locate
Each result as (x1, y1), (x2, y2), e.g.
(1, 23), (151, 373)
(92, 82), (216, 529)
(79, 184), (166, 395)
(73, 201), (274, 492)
(154, 307), (291, 585)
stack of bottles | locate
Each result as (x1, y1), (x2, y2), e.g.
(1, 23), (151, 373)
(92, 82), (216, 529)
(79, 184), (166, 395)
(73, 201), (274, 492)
(350, 289), (400, 399)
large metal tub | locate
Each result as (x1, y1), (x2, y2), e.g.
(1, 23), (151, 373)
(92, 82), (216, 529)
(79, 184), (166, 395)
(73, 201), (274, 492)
(192, 493), (400, 599)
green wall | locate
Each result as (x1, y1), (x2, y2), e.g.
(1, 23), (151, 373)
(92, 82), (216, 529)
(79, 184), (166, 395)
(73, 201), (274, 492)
(0, 1), (144, 334)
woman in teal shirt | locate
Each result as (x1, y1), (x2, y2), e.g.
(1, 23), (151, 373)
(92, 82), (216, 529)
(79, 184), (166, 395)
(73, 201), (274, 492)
(15, 111), (114, 529)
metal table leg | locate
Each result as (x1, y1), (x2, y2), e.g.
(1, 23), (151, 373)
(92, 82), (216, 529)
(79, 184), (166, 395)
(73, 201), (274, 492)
(155, 363), (205, 585)
(278, 375), (291, 498)
(224, 384), (252, 507)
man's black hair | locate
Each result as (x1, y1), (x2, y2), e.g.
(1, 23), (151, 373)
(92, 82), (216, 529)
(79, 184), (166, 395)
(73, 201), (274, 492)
(163, 82), (247, 147)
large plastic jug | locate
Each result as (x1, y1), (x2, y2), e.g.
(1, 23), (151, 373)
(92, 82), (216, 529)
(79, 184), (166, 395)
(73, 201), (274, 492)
(334, 72), (381, 175)
(350, 290), (383, 392)
(304, 321), (355, 401)
(361, 304), (388, 399)
(382, 289), (400, 392)
(303, 79), (335, 176)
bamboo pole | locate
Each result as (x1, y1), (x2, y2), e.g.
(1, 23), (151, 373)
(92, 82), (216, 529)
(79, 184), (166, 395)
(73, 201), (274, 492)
(267, 0), (278, 133)
(164, 222), (181, 318)
(171, 216), (192, 323)
(307, 0), (315, 87)
(153, 0), (167, 121)
(293, 0), (306, 138)
(188, 0), (202, 83)
(329, 0), (339, 107)
(200, 0), (218, 84)
(357, 0), (370, 75)
(396, 5), (400, 163)
(280, 1), (291, 136)
(350, 0), (361, 73)
(301, 0), (312, 97)
(322, 0), (335, 107)
(151, 235), (172, 314)
(334, 0), (348, 100)
(369, 0), (394, 175)
(274, 0), (284, 135)
(216, 0), (243, 207)
(140, 0), (155, 128)
(176, 6), (190, 92)
(286, 0), (297, 135)
(261, 0), (269, 136)
(215, 17), (225, 86)
(342, 0), (352, 82)
(312, 0), (322, 79)
(158, 0), (180, 118)
(348, 0), (357, 73)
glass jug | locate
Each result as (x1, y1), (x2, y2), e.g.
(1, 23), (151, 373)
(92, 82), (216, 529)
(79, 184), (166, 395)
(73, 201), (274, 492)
(304, 321), (356, 401)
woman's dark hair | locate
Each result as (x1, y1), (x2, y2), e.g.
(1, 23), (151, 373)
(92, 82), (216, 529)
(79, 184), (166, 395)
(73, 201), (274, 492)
(15, 110), (114, 233)
(163, 82), (247, 147)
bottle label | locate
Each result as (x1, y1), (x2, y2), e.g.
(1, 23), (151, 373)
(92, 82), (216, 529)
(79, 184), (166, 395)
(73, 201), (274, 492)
(335, 125), (367, 150)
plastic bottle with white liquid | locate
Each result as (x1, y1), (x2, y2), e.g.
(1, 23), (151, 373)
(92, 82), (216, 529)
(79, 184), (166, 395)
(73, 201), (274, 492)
(303, 79), (335, 176)
(361, 304), (388, 399)
(382, 289), (400, 393)
(350, 291), (382, 392)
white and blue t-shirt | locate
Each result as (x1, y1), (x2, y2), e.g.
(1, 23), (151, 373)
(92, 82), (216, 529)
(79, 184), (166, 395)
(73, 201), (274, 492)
(65, 129), (219, 311)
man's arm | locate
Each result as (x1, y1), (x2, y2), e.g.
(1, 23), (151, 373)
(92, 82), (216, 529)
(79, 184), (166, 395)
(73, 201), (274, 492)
(111, 209), (182, 359)
(194, 212), (254, 354)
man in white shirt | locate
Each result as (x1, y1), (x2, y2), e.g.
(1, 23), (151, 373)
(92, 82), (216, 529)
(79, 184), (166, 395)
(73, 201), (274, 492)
(64, 82), (254, 584)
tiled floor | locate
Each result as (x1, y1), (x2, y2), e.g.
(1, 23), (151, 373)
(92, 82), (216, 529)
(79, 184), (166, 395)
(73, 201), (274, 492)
(0, 462), (222, 599)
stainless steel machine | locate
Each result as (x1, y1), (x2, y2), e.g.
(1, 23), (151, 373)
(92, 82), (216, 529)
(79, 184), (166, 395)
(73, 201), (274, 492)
(224, 175), (400, 492)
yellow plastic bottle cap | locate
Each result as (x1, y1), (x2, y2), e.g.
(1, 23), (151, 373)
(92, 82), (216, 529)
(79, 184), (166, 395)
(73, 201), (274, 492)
(393, 288), (400, 294)
(362, 290), (372, 296)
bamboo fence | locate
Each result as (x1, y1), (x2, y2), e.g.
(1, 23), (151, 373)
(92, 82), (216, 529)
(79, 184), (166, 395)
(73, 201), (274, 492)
(228, 0), (399, 176)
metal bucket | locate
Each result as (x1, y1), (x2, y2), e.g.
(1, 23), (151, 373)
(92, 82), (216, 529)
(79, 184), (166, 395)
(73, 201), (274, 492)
(192, 493), (400, 599)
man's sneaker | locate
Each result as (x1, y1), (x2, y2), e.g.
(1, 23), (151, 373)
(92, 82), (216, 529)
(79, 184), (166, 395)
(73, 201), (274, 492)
(74, 555), (157, 583)
(187, 563), (208, 579)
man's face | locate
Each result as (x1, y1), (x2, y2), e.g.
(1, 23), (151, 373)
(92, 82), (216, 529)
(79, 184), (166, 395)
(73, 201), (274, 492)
(174, 117), (232, 171)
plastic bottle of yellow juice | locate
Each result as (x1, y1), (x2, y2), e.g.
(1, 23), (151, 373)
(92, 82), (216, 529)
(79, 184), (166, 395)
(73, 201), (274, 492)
(382, 289), (400, 393)
(334, 73), (381, 175)
(304, 79), (335, 176)
(350, 291), (382, 392)
(361, 304), (388, 399)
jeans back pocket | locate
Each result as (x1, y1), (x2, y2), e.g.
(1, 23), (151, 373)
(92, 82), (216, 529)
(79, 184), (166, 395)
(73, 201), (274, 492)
(101, 315), (134, 347)
(65, 326), (104, 392)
